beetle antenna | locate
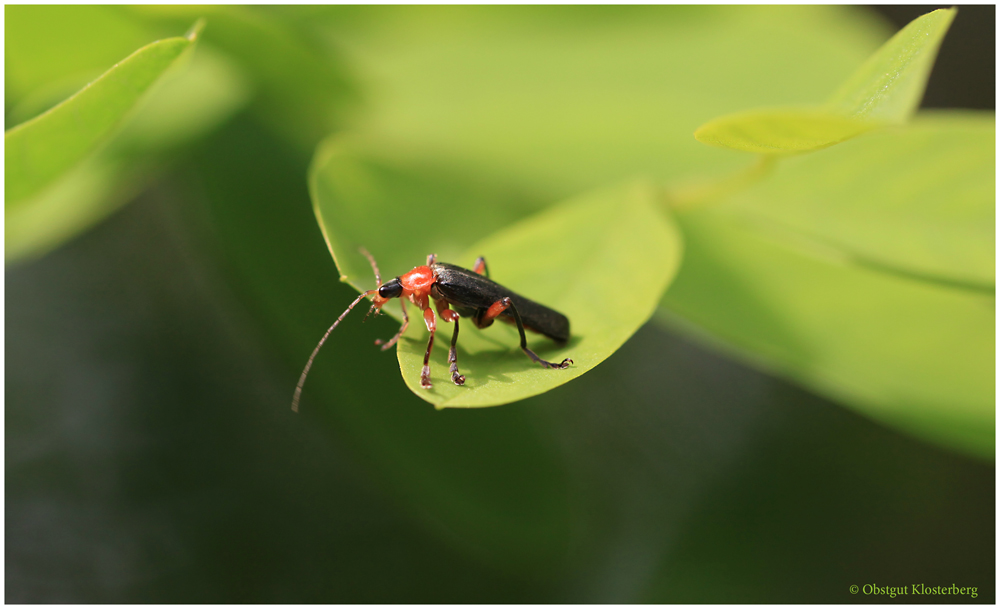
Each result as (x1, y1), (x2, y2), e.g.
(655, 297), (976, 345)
(359, 246), (381, 287)
(292, 289), (377, 412)
(359, 247), (383, 323)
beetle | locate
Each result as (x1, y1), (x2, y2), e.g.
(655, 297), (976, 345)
(292, 248), (572, 411)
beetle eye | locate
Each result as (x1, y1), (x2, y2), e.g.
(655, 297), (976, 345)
(378, 279), (403, 299)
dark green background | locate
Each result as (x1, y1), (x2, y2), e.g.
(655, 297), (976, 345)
(6, 5), (994, 603)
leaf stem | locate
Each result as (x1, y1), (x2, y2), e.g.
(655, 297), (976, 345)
(666, 155), (775, 212)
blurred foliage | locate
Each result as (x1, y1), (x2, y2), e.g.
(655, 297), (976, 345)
(722, 113), (994, 290)
(695, 9), (957, 154)
(314, 5), (889, 200)
(675, 110), (994, 460)
(5, 23), (198, 260)
(661, 206), (993, 459)
(5, 7), (249, 261)
(827, 8), (955, 123)
(5, 5), (995, 603)
(5, 27), (196, 203)
(694, 108), (878, 155)
(122, 4), (360, 149)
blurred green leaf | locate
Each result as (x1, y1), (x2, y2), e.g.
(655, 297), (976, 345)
(5, 156), (150, 262)
(5, 29), (197, 204)
(722, 112), (995, 291)
(693, 8), (955, 155)
(396, 184), (682, 408)
(310, 138), (681, 407)
(5, 5), (155, 105)
(659, 209), (993, 460)
(5, 20), (251, 265)
(694, 108), (876, 154)
(326, 6), (890, 200)
(827, 8), (955, 122)
(127, 5), (359, 150)
(115, 46), (251, 152)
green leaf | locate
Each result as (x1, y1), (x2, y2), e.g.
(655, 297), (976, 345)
(826, 8), (956, 122)
(397, 184), (682, 408)
(692, 8), (955, 155)
(5, 28), (198, 204)
(693, 108), (876, 154)
(660, 209), (993, 460)
(5, 5), (156, 105)
(309, 137), (682, 408)
(721, 112), (995, 291)
(5, 20), (250, 265)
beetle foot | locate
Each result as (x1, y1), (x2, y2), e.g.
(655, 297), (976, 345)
(541, 357), (573, 369)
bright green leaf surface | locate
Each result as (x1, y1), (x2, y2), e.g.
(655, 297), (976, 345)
(694, 108), (877, 154)
(660, 210), (994, 460)
(5, 31), (195, 204)
(692, 8), (954, 155)
(397, 184), (682, 408)
(722, 112), (995, 290)
(827, 8), (956, 122)
(327, 6), (889, 200)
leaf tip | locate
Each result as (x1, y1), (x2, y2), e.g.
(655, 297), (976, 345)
(185, 19), (206, 42)
(692, 119), (732, 151)
(919, 7), (957, 33)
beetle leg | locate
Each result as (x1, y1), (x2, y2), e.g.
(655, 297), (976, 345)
(473, 256), (490, 278)
(472, 297), (508, 329)
(448, 317), (466, 385)
(375, 298), (409, 351)
(484, 297), (572, 369)
(435, 300), (465, 385)
(426, 253), (437, 266)
(421, 307), (437, 388)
